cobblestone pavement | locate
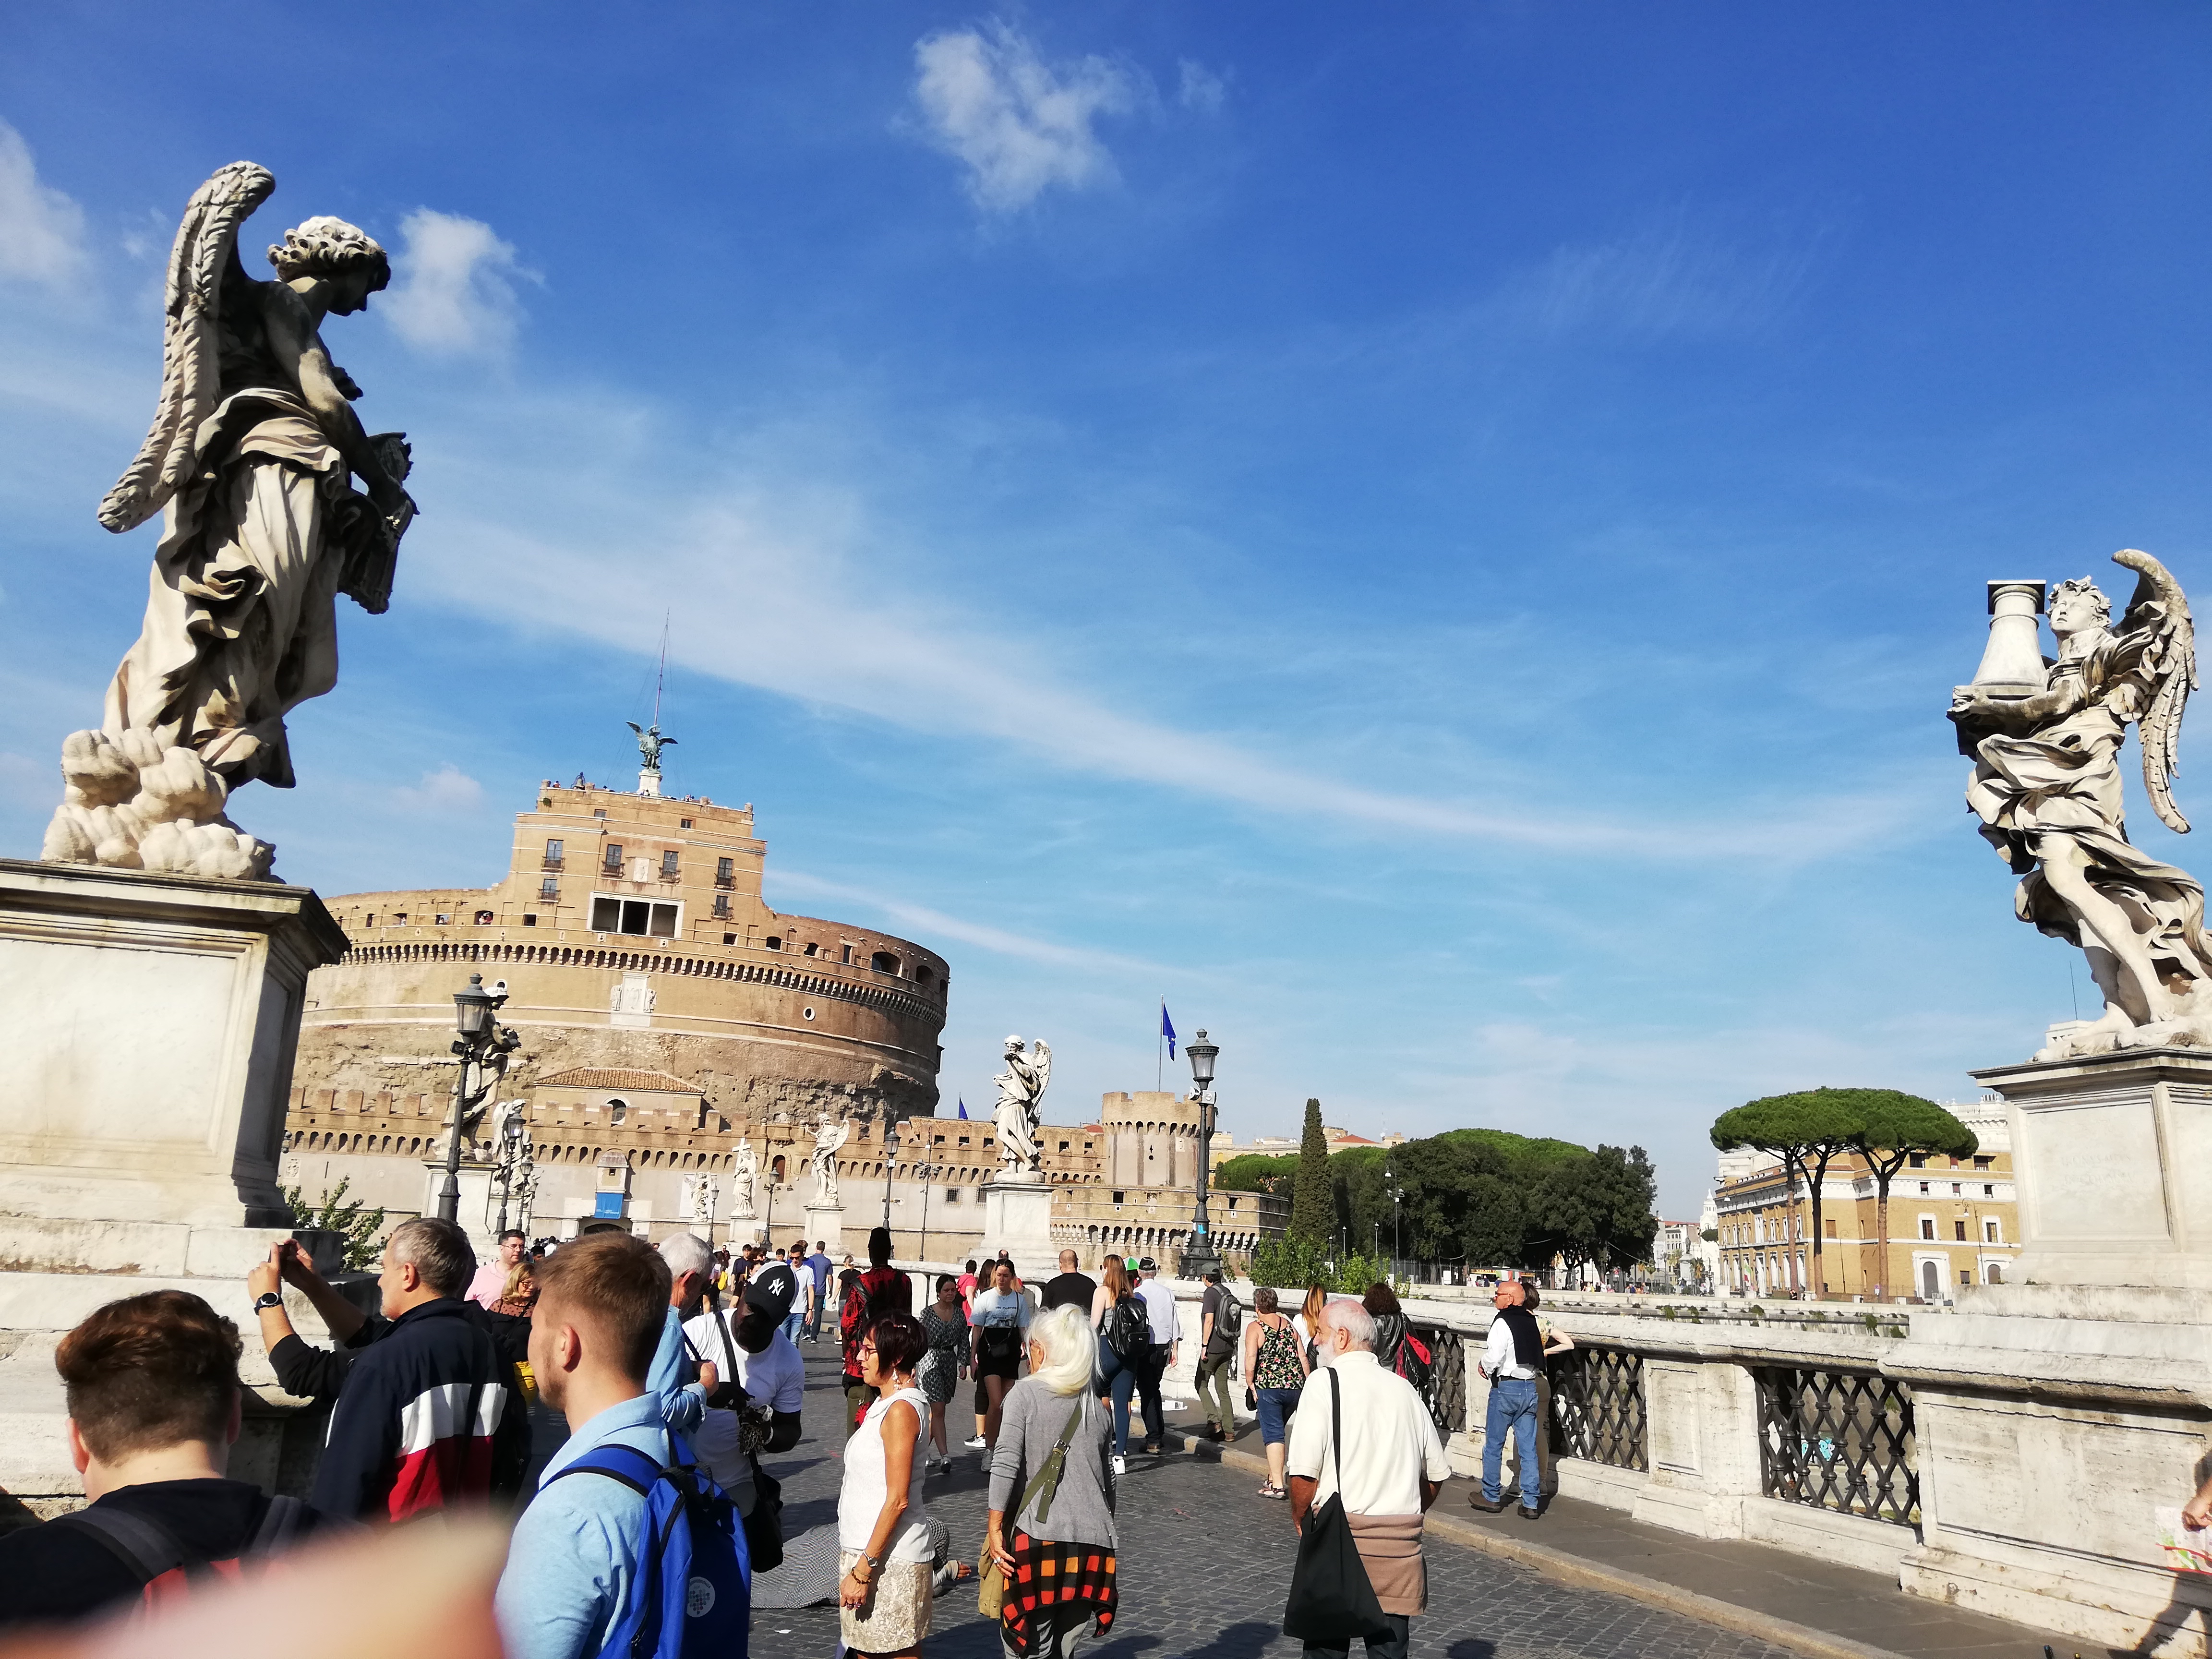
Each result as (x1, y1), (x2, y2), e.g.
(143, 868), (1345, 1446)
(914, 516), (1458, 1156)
(746, 1346), (1799, 1659)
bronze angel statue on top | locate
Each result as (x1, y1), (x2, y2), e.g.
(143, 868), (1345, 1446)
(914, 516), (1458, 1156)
(1950, 550), (2212, 1060)
(41, 161), (416, 880)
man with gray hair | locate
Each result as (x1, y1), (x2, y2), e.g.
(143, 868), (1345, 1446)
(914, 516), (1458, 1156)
(1284, 1298), (1448, 1659)
(643, 1232), (719, 1439)
(310, 1217), (529, 1522)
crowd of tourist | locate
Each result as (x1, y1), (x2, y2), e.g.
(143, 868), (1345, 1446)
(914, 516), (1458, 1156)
(0, 1221), (1497, 1659)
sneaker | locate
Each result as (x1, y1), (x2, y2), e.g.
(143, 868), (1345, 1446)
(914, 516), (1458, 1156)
(1111, 1454), (1127, 1477)
(963, 1435), (987, 1450)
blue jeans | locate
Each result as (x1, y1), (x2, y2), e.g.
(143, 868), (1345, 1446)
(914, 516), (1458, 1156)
(1256, 1387), (1300, 1446)
(1097, 1343), (1139, 1455)
(1482, 1376), (1542, 1506)
(782, 1310), (804, 1347)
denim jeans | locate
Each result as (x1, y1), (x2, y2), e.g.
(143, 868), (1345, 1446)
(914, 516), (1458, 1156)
(781, 1310), (804, 1347)
(1301, 1611), (1408, 1659)
(1482, 1375), (1542, 1506)
(1096, 1343), (1139, 1455)
(1255, 1387), (1300, 1445)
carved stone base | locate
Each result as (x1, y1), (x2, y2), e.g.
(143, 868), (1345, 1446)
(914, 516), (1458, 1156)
(982, 1178), (1057, 1281)
(803, 1204), (844, 1256)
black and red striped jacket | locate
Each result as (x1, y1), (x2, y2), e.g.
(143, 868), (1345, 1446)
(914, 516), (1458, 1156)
(308, 1298), (526, 1523)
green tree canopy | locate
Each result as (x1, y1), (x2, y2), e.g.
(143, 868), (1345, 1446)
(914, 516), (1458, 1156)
(1289, 1097), (1332, 1245)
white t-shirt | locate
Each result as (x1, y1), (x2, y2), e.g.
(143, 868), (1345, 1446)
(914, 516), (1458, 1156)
(1137, 1277), (1178, 1345)
(1284, 1350), (1448, 1517)
(969, 1286), (1032, 1331)
(678, 1314), (805, 1508)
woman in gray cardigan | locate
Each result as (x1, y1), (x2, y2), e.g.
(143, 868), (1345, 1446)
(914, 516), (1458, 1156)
(986, 1303), (1118, 1659)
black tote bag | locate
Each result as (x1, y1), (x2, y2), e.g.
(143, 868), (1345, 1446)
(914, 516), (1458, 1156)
(1282, 1368), (1393, 1645)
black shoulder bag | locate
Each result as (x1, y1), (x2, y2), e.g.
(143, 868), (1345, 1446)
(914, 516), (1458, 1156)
(1281, 1368), (1392, 1645)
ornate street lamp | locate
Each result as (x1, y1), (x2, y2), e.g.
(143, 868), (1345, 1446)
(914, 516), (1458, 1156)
(882, 1121), (902, 1231)
(1182, 1029), (1222, 1281)
(1386, 1166), (1405, 1278)
(437, 973), (519, 1225)
(916, 1148), (938, 1264)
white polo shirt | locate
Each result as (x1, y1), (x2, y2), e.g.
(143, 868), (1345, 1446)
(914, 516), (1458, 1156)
(1284, 1350), (1448, 1517)
(1137, 1276), (1178, 1345)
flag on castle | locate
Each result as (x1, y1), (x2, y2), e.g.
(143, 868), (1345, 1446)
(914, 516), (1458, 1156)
(957, 1098), (969, 1119)
(1161, 1004), (1177, 1059)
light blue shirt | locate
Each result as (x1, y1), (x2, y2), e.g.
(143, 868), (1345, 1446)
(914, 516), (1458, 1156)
(494, 1392), (668, 1659)
(647, 1305), (706, 1435)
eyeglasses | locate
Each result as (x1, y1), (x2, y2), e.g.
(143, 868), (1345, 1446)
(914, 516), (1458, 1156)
(858, 1341), (878, 1355)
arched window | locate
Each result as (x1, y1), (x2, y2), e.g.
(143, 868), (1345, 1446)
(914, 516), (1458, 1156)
(871, 951), (900, 974)
(608, 1098), (628, 1126)
(771, 1154), (787, 1185)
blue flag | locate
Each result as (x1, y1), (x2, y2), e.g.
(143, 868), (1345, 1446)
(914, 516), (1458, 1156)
(1161, 1004), (1177, 1059)
(958, 1097), (969, 1120)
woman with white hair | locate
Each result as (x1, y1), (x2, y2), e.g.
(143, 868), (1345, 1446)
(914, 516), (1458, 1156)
(985, 1303), (1118, 1659)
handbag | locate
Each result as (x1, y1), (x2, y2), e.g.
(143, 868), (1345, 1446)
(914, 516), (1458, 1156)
(1281, 1369), (1393, 1644)
(978, 1398), (1086, 1620)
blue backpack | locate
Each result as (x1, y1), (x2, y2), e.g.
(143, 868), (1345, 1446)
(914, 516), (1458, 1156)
(545, 1433), (751, 1659)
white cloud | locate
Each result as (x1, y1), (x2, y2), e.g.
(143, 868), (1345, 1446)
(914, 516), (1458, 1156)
(379, 209), (529, 356)
(392, 764), (488, 814)
(0, 121), (87, 286)
(1177, 60), (1226, 114)
(911, 22), (1133, 212)
(1509, 209), (1820, 341)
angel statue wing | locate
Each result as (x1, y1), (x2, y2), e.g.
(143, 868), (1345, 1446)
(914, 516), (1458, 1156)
(2115, 547), (2198, 834)
(1028, 1038), (1051, 1097)
(97, 162), (276, 534)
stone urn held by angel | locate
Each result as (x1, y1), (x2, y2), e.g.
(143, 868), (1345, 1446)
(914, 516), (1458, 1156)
(41, 161), (416, 881)
(1950, 549), (2212, 1060)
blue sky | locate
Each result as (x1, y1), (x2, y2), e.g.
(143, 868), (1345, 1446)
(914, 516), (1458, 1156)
(6, 5), (2211, 1216)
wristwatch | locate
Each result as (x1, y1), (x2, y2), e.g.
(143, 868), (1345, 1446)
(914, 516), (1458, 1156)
(252, 1291), (283, 1312)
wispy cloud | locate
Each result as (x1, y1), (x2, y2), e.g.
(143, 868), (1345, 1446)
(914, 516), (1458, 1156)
(1176, 60), (1226, 115)
(379, 209), (529, 356)
(0, 121), (87, 286)
(1505, 207), (1822, 342)
(392, 763), (489, 814)
(911, 21), (1133, 212)
(770, 867), (1176, 977)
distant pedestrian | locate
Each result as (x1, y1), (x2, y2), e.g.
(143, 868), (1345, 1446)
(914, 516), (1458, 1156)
(843, 1227), (915, 1439)
(957, 1259), (980, 1318)
(495, 1232), (749, 1659)
(838, 1311), (933, 1658)
(918, 1274), (970, 1474)
(804, 1241), (834, 1341)
(1039, 1249), (1095, 1313)
(1286, 1300), (1447, 1659)
(1467, 1279), (1544, 1518)
(1507, 1286), (1572, 1503)
(1090, 1254), (1145, 1475)
(987, 1304), (1117, 1659)
(0, 1291), (318, 1630)
(1363, 1283), (1408, 1377)
(1294, 1283), (1329, 1374)
(1132, 1258), (1178, 1455)
(310, 1217), (527, 1524)
(1195, 1265), (1242, 1443)
(1242, 1286), (1309, 1498)
(969, 1259), (1033, 1457)
(467, 1230), (529, 1309)
(787, 1237), (815, 1345)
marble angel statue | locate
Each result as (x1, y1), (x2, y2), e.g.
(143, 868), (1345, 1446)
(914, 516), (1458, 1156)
(730, 1135), (759, 1218)
(809, 1112), (853, 1207)
(1951, 549), (2212, 1059)
(42, 161), (416, 880)
(992, 1036), (1052, 1176)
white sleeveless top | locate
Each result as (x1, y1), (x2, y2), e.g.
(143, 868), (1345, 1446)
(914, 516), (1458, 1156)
(839, 1383), (931, 1562)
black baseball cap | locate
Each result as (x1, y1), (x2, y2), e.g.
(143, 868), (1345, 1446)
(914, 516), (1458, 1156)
(745, 1262), (799, 1322)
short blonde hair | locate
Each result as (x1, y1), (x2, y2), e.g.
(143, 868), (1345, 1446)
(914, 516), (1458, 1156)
(1027, 1302), (1096, 1396)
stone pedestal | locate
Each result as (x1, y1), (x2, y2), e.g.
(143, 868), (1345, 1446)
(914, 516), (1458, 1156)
(981, 1174), (1056, 1281)
(0, 857), (348, 1255)
(0, 857), (357, 1513)
(1887, 1049), (2212, 1656)
(804, 1203), (845, 1256)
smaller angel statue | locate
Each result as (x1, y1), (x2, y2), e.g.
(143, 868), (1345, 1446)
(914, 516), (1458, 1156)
(1951, 549), (2212, 1058)
(628, 721), (677, 771)
(992, 1036), (1052, 1176)
(809, 1112), (853, 1207)
(730, 1136), (759, 1219)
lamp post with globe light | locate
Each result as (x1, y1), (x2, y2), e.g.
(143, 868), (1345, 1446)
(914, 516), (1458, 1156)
(882, 1121), (902, 1232)
(1181, 1030), (1222, 1281)
(437, 973), (520, 1226)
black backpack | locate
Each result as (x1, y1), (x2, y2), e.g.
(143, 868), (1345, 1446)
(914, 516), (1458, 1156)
(1105, 1295), (1150, 1360)
(1210, 1287), (1245, 1355)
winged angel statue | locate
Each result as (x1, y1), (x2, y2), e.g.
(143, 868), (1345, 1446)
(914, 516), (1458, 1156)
(1950, 550), (2212, 1060)
(41, 162), (415, 880)
(992, 1036), (1052, 1177)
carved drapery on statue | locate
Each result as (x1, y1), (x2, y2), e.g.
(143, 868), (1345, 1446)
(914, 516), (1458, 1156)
(992, 1036), (1051, 1178)
(809, 1113), (851, 1207)
(41, 161), (415, 880)
(1952, 550), (2212, 1059)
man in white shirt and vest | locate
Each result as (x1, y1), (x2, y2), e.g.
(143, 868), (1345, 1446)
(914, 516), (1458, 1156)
(1285, 1299), (1447, 1659)
(1468, 1279), (1545, 1518)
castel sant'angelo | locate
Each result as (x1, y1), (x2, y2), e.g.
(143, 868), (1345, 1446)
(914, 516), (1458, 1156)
(280, 740), (1286, 1267)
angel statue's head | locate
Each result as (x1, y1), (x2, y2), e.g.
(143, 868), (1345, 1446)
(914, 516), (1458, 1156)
(268, 216), (391, 312)
(2050, 577), (2113, 639)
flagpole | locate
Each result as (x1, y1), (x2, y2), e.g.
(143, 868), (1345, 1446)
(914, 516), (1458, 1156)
(1156, 1000), (1163, 1092)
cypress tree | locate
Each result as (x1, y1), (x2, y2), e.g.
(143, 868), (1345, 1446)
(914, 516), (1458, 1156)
(1290, 1097), (1331, 1245)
